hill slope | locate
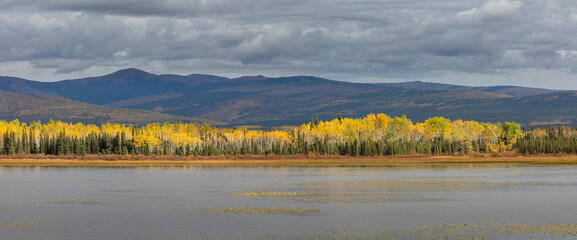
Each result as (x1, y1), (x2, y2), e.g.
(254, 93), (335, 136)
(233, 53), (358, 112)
(0, 68), (232, 107)
(1, 69), (576, 127)
(378, 81), (560, 96)
(130, 77), (515, 126)
(0, 89), (212, 125)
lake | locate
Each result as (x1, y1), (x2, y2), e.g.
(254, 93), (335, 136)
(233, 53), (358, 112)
(1, 163), (577, 239)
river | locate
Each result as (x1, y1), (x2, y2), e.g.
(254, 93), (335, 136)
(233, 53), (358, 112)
(2, 163), (577, 239)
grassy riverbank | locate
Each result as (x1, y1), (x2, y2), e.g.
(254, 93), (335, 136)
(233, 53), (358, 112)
(2, 154), (577, 167)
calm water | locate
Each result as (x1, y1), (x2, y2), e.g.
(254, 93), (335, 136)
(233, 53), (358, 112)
(2, 163), (577, 239)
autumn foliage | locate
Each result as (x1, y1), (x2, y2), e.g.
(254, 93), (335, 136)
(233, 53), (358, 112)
(0, 114), (567, 157)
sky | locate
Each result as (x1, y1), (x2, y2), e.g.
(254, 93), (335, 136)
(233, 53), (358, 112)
(0, 0), (576, 89)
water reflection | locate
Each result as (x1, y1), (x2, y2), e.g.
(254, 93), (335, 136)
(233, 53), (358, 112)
(0, 162), (552, 170)
(1, 164), (577, 239)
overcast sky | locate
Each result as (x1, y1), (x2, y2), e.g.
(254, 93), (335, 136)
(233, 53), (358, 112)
(1, 0), (576, 89)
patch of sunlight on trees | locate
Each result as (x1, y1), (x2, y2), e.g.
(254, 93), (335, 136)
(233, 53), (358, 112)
(0, 114), (572, 156)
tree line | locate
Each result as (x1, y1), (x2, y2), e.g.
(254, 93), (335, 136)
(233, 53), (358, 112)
(0, 115), (574, 156)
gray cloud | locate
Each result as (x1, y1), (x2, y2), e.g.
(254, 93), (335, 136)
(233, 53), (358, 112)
(1, 0), (577, 88)
(0, 0), (311, 16)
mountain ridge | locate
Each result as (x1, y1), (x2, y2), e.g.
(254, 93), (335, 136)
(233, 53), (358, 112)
(0, 89), (218, 125)
(0, 68), (574, 127)
(378, 80), (561, 96)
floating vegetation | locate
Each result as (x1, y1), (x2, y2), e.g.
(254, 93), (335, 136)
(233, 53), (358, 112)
(8, 189), (40, 193)
(1, 189), (49, 195)
(157, 206), (322, 215)
(529, 182), (577, 188)
(0, 219), (47, 231)
(90, 188), (171, 193)
(292, 180), (530, 187)
(268, 194), (445, 203)
(200, 207), (321, 215)
(16, 199), (100, 204)
(221, 192), (323, 197)
(346, 180), (527, 186)
(336, 203), (361, 206)
(404, 176), (478, 179)
(153, 205), (196, 211)
(406, 223), (496, 239)
(280, 180), (535, 193)
(501, 223), (577, 237)
(400, 223), (577, 239)
(232, 180), (532, 203)
(246, 223), (577, 239)
(273, 196), (331, 202)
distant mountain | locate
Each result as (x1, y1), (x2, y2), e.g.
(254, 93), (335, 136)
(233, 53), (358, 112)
(0, 69), (575, 127)
(129, 76), (516, 126)
(378, 81), (560, 96)
(0, 68), (232, 107)
(0, 89), (215, 125)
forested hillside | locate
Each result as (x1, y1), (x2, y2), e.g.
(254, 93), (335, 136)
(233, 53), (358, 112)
(0, 115), (574, 156)
(0, 69), (575, 127)
(0, 89), (211, 125)
(379, 81), (560, 96)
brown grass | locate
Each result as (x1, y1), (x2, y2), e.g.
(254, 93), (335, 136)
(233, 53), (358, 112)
(1, 154), (577, 167)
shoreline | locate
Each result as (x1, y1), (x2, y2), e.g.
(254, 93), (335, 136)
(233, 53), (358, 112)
(2, 155), (577, 167)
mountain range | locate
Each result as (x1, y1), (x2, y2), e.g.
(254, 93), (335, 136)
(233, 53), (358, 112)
(0, 68), (574, 127)
(378, 81), (559, 97)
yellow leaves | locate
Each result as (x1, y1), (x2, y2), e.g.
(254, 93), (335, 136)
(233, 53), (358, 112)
(0, 115), (514, 153)
(235, 129), (291, 145)
(100, 123), (133, 138)
(388, 115), (413, 141)
(305, 119), (341, 142)
(0, 121), (8, 136)
(424, 116), (451, 140)
(364, 113), (389, 140)
(376, 113), (390, 129)
(498, 141), (507, 152)
(486, 142), (498, 153)
(9, 119), (20, 128)
(366, 113), (377, 127)
(367, 113), (390, 130)
(132, 134), (146, 147)
(287, 114), (502, 144)
(66, 122), (101, 138)
(413, 122), (426, 141)
(268, 130), (290, 143)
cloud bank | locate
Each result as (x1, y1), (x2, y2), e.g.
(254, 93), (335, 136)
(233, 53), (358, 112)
(0, 0), (576, 88)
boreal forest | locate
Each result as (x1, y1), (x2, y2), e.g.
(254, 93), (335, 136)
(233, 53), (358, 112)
(0, 114), (574, 156)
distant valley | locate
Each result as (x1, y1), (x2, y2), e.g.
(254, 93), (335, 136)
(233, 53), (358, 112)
(0, 68), (574, 127)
